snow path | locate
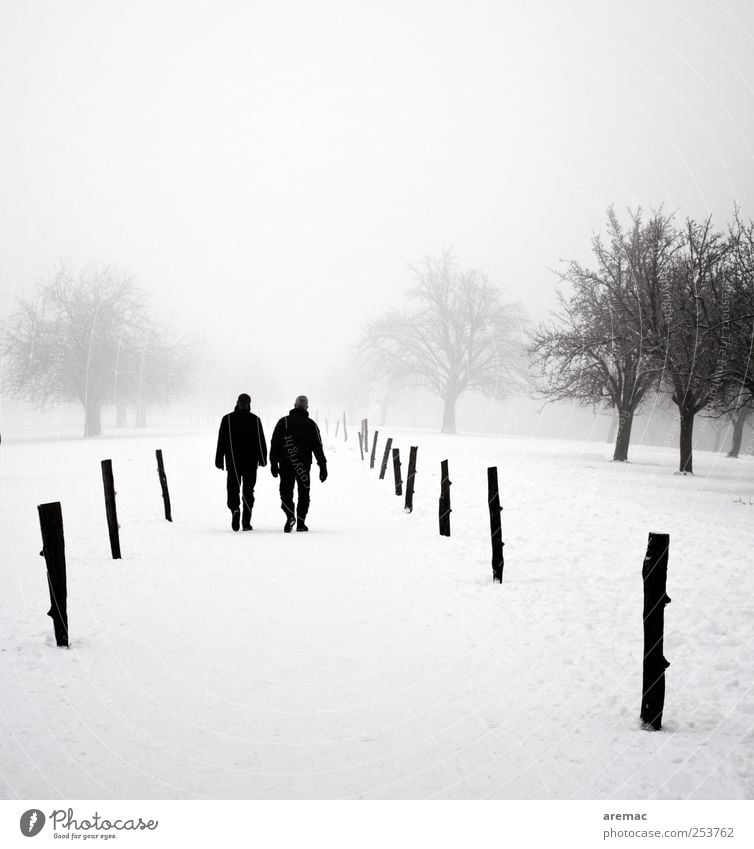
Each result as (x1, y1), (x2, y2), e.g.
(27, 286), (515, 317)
(1, 428), (753, 799)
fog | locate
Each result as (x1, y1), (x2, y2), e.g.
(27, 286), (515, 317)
(1, 0), (753, 436)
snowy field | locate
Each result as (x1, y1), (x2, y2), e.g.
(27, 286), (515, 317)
(1, 426), (753, 800)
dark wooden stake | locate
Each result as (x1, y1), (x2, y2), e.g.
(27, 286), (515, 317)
(487, 466), (504, 583)
(38, 501), (69, 647)
(404, 446), (418, 512)
(101, 458), (122, 559)
(364, 419), (368, 455)
(358, 431), (364, 460)
(379, 437), (393, 479)
(392, 447), (402, 496)
(641, 532), (671, 730)
(439, 459), (452, 536)
(343, 411), (348, 442)
(335, 419), (340, 439)
(370, 430), (379, 469)
(155, 449), (172, 521)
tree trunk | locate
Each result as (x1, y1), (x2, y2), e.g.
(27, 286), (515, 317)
(441, 393), (458, 434)
(115, 398), (128, 428)
(378, 400), (389, 427)
(713, 423), (726, 454)
(84, 400), (102, 438)
(612, 409), (634, 461)
(679, 407), (695, 474)
(607, 414), (618, 444)
(727, 411), (749, 458)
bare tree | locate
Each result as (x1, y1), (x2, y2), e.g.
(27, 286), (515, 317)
(2, 265), (195, 437)
(656, 219), (732, 473)
(115, 320), (196, 428)
(360, 252), (526, 433)
(529, 209), (674, 460)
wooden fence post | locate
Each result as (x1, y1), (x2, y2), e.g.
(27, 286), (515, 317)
(641, 532), (671, 730)
(358, 432), (364, 461)
(335, 419), (340, 439)
(343, 411), (348, 442)
(392, 447), (402, 496)
(379, 437), (393, 479)
(404, 446), (418, 512)
(370, 431), (379, 469)
(364, 419), (368, 455)
(101, 459), (122, 559)
(439, 459), (451, 536)
(156, 449), (172, 522)
(487, 466), (504, 583)
(38, 501), (69, 647)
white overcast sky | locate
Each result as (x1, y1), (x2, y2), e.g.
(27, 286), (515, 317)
(1, 0), (753, 390)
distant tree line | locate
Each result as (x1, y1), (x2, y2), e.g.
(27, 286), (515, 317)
(1, 265), (196, 437)
(530, 208), (754, 471)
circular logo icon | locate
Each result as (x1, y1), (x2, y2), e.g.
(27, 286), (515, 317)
(20, 809), (45, 837)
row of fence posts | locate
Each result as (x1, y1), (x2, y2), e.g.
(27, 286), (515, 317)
(351, 414), (672, 731)
(36, 417), (672, 731)
(363, 417), (498, 569)
(37, 449), (173, 648)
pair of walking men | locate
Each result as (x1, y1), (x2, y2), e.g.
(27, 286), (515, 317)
(215, 394), (328, 532)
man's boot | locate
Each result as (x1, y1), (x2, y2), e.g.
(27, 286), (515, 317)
(296, 517), (308, 532)
(231, 510), (240, 532)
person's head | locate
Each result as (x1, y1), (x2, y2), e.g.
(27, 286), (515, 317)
(236, 393), (251, 411)
(294, 395), (309, 411)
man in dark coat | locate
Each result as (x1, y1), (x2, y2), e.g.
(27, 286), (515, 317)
(215, 393), (268, 531)
(270, 395), (327, 532)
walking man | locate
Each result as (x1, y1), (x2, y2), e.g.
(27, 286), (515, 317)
(215, 393), (267, 531)
(270, 395), (327, 532)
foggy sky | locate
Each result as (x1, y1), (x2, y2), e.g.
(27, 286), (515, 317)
(2, 0), (753, 395)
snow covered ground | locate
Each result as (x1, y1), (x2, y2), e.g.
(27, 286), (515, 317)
(1, 425), (753, 799)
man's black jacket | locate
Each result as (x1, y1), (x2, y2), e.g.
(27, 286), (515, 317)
(215, 409), (268, 471)
(270, 408), (327, 469)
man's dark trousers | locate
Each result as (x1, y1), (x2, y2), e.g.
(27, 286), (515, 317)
(227, 466), (257, 527)
(279, 464), (311, 521)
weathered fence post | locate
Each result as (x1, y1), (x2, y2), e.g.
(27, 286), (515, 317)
(358, 432), (364, 461)
(342, 411), (348, 442)
(641, 532), (671, 730)
(156, 449), (172, 522)
(379, 437), (393, 480)
(392, 447), (402, 496)
(101, 459), (122, 559)
(439, 459), (451, 536)
(335, 419), (340, 439)
(370, 431), (379, 469)
(487, 466), (504, 583)
(404, 446), (418, 512)
(38, 501), (69, 647)
(363, 419), (368, 455)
